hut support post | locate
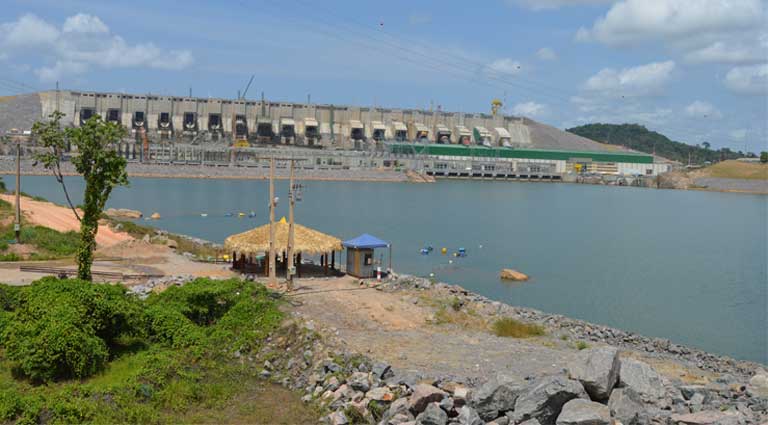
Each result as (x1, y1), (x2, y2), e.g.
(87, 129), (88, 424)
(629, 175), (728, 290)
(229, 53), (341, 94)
(331, 251), (335, 270)
(324, 252), (329, 275)
(388, 244), (392, 273)
(264, 254), (269, 276)
(296, 252), (302, 277)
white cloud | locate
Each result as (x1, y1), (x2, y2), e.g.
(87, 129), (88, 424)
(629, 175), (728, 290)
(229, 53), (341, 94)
(536, 47), (557, 61)
(584, 60), (676, 96)
(508, 0), (614, 11)
(0, 14), (59, 47)
(724, 64), (768, 94)
(0, 13), (194, 82)
(576, 0), (763, 46)
(512, 101), (548, 118)
(684, 100), (722, 119)
(486, 58), (523, 75)
(62, 13), (108, 34)
(729, 128), (747, 141)
(684, 37), (768, 65)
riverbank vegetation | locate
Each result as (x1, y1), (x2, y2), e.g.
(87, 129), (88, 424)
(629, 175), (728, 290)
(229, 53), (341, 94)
(695, 160), (768, 180)
(0, 277), (318, 424)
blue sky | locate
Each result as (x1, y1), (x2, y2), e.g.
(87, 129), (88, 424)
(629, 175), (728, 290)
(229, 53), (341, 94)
(1, 0), (766, 153)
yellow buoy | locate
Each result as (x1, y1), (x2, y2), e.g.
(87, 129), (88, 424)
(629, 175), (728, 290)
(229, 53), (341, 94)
(441, 247), (447, 255)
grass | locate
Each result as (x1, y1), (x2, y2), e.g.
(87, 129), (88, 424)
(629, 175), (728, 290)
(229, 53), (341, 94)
(491, 318), (546, 338)
(0, 225), (80, 259)
(698, 160), (768, 180)
(575, 341), (590, 350)
(107, 218), (222, 259)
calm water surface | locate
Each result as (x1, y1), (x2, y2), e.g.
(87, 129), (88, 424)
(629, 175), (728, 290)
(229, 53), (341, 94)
(9, 176), (767, 364)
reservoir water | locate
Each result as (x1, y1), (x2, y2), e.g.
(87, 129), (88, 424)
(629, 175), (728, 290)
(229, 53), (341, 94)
(8, 176), (767, 364)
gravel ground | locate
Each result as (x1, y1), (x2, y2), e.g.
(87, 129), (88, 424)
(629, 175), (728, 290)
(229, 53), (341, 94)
(694, 177), (768, 194)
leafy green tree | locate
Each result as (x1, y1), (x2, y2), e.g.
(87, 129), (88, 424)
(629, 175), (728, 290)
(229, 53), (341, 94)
(33, 112), (128, 281)
(761, 151), (768, 163)
(702, 141), (710, 150)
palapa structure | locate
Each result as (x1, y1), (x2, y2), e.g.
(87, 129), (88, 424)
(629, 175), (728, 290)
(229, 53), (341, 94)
(224, 217), (343, 276)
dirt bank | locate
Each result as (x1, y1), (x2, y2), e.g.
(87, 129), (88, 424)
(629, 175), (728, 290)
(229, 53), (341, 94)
(0, 193), (132, 246)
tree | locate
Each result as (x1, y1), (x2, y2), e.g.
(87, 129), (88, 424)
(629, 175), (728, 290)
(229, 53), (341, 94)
(702, 141), (710, 150)
(761, 151), (768, 164)
(33, 112), (128, 281)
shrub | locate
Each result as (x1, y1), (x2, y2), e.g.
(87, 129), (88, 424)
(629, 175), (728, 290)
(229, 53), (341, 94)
(146, 305), (202, 348)
(0, 198), (10, 210)
(0, 389), (22, 422)
(0, 177), (6, 193)
(575, 341), (590, 350)
(491, 318), (546, 338)
(0, 253), (20, 262)
(1, 278), (145, 381)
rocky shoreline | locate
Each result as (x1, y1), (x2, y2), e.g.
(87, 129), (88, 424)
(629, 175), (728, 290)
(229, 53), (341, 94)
(279, 274), (767, 425)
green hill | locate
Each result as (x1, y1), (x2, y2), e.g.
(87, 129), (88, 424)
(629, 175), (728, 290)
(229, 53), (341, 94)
(566, 123), (747, 165)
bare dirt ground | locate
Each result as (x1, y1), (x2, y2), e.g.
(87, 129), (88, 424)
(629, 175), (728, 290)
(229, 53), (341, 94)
(0, 193), (132, 246)
(288, 277), (719, 385)
(290, 276), (577, 382)
(0, 240), (234, 286)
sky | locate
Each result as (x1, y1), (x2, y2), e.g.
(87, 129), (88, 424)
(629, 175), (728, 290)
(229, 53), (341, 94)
(1, 0), (766, 153)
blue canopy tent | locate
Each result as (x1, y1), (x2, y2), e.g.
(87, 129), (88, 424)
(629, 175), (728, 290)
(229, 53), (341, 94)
(342, 233), (391, 278)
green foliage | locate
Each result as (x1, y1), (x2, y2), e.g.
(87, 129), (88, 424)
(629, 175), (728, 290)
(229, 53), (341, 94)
(567, 123), (747, 165)
(0, 240), (7, 251)
(0, 277), (293, 424)
(0, 176), (5, 193)
(19, 192), (47, 202)
(33, 112), (129, 281)
(575, 341), (590, 350)
(491, 317), (546, 338)
(761, 151), (768, 163)
(1, 278), (145, 381)
(0, 198), (10, 210)
(0, 253), (20, 262)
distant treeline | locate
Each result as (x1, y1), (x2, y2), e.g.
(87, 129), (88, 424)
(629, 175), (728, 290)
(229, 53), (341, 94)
(566, 123), (749, 165)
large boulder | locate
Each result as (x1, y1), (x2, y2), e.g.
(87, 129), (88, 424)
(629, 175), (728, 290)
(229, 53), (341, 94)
(380, 398), (414, 425)
(415, 402), (448, 425)
(748, 372), (768, 398)
(500, 269), (529, 281)
(555, 399), (611, 425)
(456, 406), (484, 425)
(470, 377), (526, 420)
(510, 375), (590, 425)
(608, 387), (645, 425)
(566, 347), (620, 401)
(618, 358), (666, 400)
(408, 384), (448, 415)
(349, 371), (371, 392)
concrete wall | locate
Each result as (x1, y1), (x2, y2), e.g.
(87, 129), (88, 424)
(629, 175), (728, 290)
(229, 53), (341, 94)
(43, 90), (531, 146)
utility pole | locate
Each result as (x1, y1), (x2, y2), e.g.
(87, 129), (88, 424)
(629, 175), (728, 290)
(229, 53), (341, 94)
(14, 138), (21, 243)
(268, 156), (277, 286)
(286, 160), (296, 289)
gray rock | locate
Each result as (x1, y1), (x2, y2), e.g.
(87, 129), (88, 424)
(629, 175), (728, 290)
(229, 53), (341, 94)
(439, 397), (454, 414)
(748, 373), (768, 398)
(386, 413), (416, 425)
(470, 377), (526, 420)
(349, 372), (371, 392)
(618, 358), (666, 400)
(381, 397), (413, 425)
(555, 399), (610, 425)
(566, 347), (620, 401)
(329, 410), (349, 425)
(455, 406), (483, 425)
(517, 420), (541, 425)
(374, 362), (395, 380)
(416, 402), (448, 425)
(325, 376), (341, 392)
(325, 361), (343, 374)
(608, 387), (644, 425)
(510, 375), (589, 425)
(409, 384), (448, 415)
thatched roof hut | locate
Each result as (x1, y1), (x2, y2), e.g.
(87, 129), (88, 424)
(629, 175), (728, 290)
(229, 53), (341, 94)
(224, 217), (342, 256)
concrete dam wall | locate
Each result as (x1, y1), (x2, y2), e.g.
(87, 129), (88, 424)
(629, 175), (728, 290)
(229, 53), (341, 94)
(38, 90), (543, 148)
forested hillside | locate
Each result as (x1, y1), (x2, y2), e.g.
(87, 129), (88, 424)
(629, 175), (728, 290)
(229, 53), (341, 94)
(566, 123), (748, 164)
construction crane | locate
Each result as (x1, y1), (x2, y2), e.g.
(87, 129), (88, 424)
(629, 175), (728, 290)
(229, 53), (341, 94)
(491, 99), (503, 116)
(232, 75), (255, 148)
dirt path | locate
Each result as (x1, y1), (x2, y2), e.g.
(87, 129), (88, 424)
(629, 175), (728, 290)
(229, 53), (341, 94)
(290, 277), (577, 383)
(0, 194), (132, 247)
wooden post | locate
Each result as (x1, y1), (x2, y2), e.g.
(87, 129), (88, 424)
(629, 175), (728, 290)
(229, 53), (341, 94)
(264, 254), (269, 276)
(331, 251), (335, 270)
(14, 139), (21, 244)
(287, 160), (296, 289)
(324, 252), (329, 276)
(296, 252), (302, 277)
(268, 157), (276, 286)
